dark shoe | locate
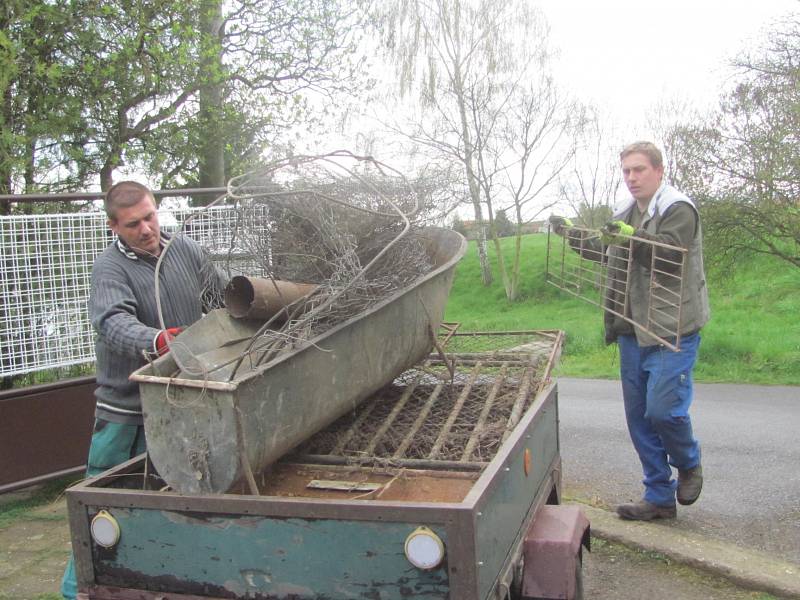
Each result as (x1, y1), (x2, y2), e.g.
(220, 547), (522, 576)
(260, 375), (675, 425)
(677, 465), (703, 505)
(616, 500), (676, 521)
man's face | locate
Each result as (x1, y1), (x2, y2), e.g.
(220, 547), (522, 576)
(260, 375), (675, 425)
(108, 194), (161, 257)
(621, 152), (664, 204)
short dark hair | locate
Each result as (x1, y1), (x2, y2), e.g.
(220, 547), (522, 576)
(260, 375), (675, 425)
(105, 181), (155, 219)
(620, 141), (663, 169)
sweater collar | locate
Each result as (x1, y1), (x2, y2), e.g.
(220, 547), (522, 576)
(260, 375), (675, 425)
(114, 232), (170, 261)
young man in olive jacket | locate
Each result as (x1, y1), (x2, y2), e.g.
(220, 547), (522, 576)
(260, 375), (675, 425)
(553, 141), (709, 521)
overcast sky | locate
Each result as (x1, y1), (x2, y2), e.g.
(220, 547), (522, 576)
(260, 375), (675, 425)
(537, 0), (798, 139)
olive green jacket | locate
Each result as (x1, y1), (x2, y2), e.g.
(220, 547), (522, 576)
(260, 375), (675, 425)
(572, 183), (710, 347)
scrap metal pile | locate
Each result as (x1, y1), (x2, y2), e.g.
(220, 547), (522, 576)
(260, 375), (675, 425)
(160, 152), (436, 382)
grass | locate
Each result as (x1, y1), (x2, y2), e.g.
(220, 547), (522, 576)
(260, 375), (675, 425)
(0, 477), (77, 530)
(445, 234), (800, 385)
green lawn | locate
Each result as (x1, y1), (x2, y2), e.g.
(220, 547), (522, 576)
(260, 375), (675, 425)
(444, 234), (800, 386)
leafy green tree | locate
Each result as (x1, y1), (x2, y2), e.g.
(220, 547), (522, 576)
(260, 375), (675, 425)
(0, 0), (89, 201)
(174, 0), (369, 194)
(2, 0), (369, 196)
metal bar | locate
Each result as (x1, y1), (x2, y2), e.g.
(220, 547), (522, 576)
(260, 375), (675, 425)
(428, 358), (535, 367)
(536, 330), (565, 395)
(287, 453), (487, 472)
(676, 251), (688, 350)
(437, 321), (461, 346)
(460, 365), (508, 462)
(0, 187), (227, 203)
(392, 382), (444, 459)
(428, 362), (482, 459)
(503, 365), (533, 441)
(330, 401), (380, 455)
(363, 374), (421, 456)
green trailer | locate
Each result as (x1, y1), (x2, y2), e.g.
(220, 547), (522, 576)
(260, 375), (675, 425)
(66, 330), (589, 600)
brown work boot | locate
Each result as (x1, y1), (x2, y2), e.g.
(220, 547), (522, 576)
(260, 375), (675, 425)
(616, 500), (676, 521)
(677, 465), (703, 505)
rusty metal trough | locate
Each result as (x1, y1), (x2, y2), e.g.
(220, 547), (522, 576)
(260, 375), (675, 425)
(130, 227), (467, 495)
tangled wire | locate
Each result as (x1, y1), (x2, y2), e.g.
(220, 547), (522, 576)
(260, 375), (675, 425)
(156, 152), (436, 382)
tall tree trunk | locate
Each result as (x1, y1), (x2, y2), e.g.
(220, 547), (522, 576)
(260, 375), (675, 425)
(100, 153), (120, 192)
(197, 0), (226, 196)
(453, 61), (492, 285)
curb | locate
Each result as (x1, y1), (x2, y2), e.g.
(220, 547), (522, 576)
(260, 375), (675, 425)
(573, 503), (800, 600)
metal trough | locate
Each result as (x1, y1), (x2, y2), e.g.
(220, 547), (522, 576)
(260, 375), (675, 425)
(130, 227), (467, 495)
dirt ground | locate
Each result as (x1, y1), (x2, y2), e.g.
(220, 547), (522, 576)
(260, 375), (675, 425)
(0, 488), (784, 600)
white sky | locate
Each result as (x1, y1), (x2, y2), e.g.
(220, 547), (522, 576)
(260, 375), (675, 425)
(537, 0), (798, 138)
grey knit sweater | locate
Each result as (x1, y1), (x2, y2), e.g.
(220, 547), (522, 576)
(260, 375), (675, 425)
(89, 233), (226, 424)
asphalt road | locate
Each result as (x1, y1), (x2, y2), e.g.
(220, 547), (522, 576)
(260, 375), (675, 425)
(558, 377), (800, 565)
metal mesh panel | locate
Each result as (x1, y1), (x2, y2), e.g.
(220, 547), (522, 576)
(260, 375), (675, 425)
(295, 330), (563, 467)
(545, 226), (689, 351)
(0, 205), (266, 377)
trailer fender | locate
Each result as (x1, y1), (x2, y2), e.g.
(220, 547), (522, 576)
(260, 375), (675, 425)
(521, 504), (590, 600)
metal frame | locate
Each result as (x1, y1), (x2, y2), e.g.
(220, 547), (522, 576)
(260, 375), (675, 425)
(545, 225), (689, 351)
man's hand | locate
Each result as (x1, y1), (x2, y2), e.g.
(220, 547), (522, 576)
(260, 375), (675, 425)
(601, 220), (635, 246)
(549, 215), (574, 236)
(154, 327), (183, 356)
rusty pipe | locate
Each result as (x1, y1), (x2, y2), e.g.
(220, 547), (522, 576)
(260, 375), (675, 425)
(224, 276), (318, 321)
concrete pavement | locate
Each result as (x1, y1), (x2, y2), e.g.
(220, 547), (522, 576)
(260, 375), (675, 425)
(558, 377), (800, 599)
(577, 504), (800, 599)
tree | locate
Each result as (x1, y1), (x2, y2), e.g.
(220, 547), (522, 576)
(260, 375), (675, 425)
(479, 74), (580, 301)
(376, 0), (568, 291)
(0, 0), (89, 200)
(493, 209), (513, 237)
(377, 0), (548, 285)
(2, 0), (369, 196)
(664, 14), (800, 270)
(559, 108), (619, 229)
(183, 0), (369, 193)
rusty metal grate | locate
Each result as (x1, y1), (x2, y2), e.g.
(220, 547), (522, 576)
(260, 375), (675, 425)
(545, 225), (688, 351)
(293, 330), (562, 470)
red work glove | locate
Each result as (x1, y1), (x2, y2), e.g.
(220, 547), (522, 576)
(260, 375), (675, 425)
(154, 327), (183, 356)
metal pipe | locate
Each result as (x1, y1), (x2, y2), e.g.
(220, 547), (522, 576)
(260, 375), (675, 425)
(224, 276), (318, 320)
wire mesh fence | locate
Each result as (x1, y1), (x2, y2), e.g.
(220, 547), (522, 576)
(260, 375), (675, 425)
(545, 225), (689, 351)
(0, 204), (266, 378)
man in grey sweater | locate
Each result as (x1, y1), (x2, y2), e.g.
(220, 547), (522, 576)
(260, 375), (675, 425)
(61, 181), (226, 599)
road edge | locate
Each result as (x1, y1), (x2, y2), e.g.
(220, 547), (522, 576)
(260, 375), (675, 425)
(572, 503), (800, 600)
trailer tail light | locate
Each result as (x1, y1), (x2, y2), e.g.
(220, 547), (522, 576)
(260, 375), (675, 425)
(90, 510), (121, 548)
(404, 526), (445, 570)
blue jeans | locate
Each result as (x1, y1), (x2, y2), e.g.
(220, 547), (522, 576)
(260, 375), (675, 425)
(618, 333), (701, 507)
(61, 420), (146, 599)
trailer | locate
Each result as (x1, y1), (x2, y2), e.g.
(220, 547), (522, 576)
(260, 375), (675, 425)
(66, 329), (589, 600)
